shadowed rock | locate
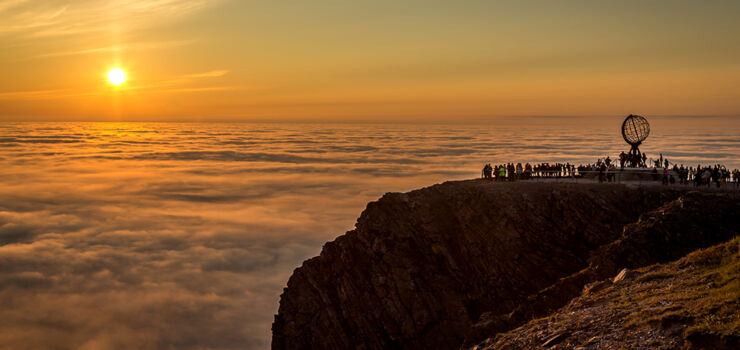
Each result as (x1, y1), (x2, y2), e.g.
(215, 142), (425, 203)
(272, 181), (738, 350)
(464, 189), (739, 347)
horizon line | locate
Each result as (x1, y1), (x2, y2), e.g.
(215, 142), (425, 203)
(1, 114), (738, 124)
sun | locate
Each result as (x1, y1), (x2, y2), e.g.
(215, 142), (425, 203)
(107, 68), (127, 86)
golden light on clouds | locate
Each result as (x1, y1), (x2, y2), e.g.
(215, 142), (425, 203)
(107, 68), (127, 86)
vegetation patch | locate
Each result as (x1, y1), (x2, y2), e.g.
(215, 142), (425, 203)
(482, 237), (740, 349)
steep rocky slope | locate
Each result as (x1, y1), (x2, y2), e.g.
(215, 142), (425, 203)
(473, 237), (740, 349)
(463, 187), (740, 347)
(272, 181), (738, 350)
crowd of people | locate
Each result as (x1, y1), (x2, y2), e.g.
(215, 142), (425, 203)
(682, 164), (738, 188)
(481, 162), (603, 181)
(481, 156), (740, 189)
(482, 162), (579, 181)
(619, 151), (647, 168)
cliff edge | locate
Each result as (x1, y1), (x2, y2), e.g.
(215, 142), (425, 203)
(473, 237), (740, 349)
(272, 181), (739, 350)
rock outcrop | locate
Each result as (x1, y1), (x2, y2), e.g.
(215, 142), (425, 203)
(464, 188), (740, 347)
(473, 237), (740, 349)
(272, 181), (739, 350)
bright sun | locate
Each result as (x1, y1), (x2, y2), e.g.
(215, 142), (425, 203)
(107, 68), (127, 86)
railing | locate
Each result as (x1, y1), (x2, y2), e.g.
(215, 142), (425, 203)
(482, 168), (740, 192)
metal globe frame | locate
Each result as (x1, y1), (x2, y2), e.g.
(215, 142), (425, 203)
(621, 114), (650, 167)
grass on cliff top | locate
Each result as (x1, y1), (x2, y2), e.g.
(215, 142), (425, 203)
(484, 238), (739, 350)
(612, 236), (740, 337)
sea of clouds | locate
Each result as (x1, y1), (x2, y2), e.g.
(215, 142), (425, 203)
(0, 118), (737, 349)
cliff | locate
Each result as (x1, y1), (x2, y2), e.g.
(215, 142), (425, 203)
(272, 181), (739, 350)
(473, 237), (740, 349)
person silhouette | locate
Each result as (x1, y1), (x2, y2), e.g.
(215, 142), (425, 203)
(482, 164), (493, 179)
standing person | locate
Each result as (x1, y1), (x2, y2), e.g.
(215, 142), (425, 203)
(694, 166), (701, 187)
(712, 167), (721, 188)
(498, 164), (506, 181)
(508, 163), (515, 181)
(694, 164), (704, 187)
(659, 153), (664, 168)
(482, 163), (492, 179)
(516, 163), (523, 180)
(702, 168), (711, 188)
(619, 152), (626, 169)
(662, 168), (669, 185)
(642, 153), (647, 167)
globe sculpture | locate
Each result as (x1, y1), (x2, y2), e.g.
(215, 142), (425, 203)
(621, 114), (650, 167)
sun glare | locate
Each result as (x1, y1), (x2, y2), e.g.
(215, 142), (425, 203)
(107, 68), (127, 86)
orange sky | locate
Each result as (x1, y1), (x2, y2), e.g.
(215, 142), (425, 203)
(1, 0), (739, 122)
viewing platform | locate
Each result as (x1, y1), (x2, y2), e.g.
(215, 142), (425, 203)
(579, 167), (679, 182)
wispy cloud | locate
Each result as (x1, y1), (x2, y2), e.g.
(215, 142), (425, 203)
(32, 39), (196, 59)
(0, 0), (217, 38)
(0, 69), (233, 100)
(0, 85), (242, 100)
(160, 69), (231, 85)
(183, 70), (229, 79)
(144, 85), (241, 94)
(0, 88), (82, 100)
(0, 0), (30, 13)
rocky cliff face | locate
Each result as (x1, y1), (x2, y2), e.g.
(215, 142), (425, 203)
(474, 237), (740, 350)
(272, 181), (738, 350)
(464, 188), (740, 348)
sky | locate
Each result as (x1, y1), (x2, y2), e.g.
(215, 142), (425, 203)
(1, 0), (740, 121)
(1, 2), (738, 348)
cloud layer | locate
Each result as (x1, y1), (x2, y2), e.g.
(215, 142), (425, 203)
(0, 119), (737, 349)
